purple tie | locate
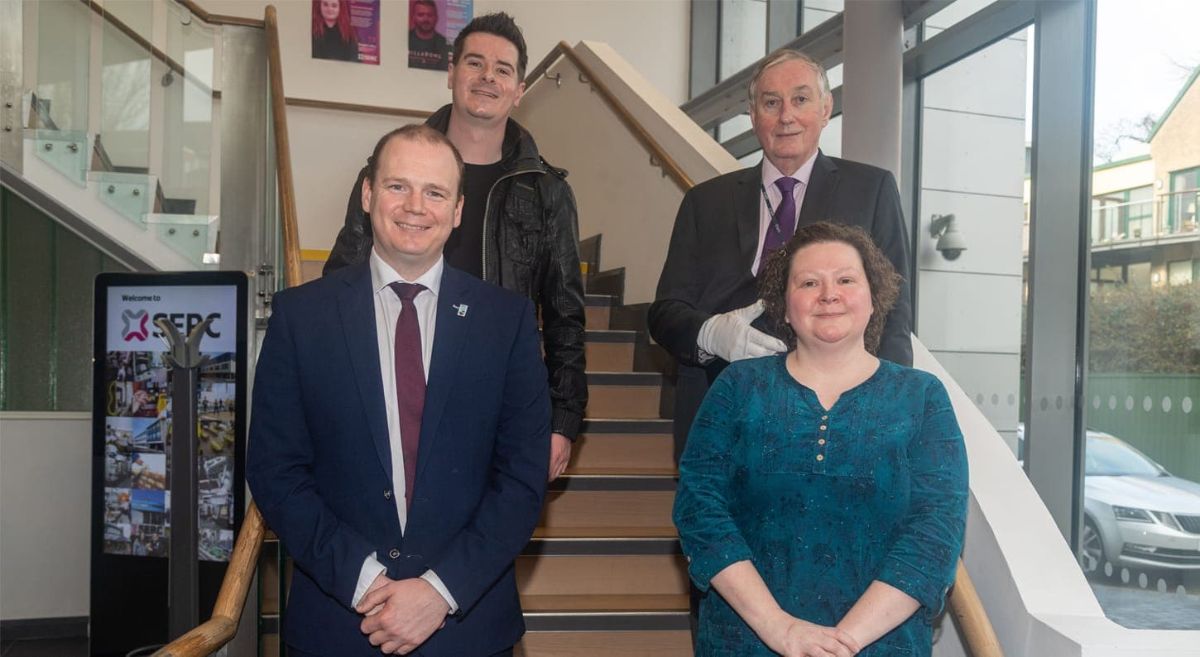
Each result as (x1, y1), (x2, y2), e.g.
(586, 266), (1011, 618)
(757, 176), (799, 274)
(388, 282), (426, 509)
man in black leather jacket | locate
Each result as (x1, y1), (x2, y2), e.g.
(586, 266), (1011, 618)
(323, 13), (586, 481)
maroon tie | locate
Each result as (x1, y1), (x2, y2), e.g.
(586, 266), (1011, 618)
(389, 282), (426, 509)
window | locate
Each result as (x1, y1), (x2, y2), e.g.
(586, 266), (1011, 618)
(1168, 167), (1200, 233)
(1167, 259), (1193, 286)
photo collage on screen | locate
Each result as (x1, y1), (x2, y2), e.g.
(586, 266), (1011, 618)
(102, 349), (237, 561)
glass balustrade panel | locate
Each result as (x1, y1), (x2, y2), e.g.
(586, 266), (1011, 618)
(161, 0), (217, 219)
(32, 0), (92, 183)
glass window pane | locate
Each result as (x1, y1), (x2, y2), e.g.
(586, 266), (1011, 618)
(1085, 0), (1200, 628)
(918, 28), (1032, 456)
(718, 0), (767, 82)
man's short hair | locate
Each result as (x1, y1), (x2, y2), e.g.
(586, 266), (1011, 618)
(365, 124), (465, 198)
(748, 49), (832, 103)
(451, 12), (528, 79)
(413, 0), (437, 17)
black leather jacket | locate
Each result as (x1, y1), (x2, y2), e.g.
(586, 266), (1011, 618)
(324, 105), (588, 439)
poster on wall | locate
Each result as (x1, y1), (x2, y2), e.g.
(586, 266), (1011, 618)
(409, 0), (473, 71)
(312, 0), (381, 65)
(90, 272), (248, 657)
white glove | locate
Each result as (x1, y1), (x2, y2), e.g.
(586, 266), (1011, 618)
(696, 300), (788, 363)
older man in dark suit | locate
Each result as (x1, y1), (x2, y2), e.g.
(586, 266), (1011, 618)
(649, 49), (913, 460)
(248, 125), (549, 656)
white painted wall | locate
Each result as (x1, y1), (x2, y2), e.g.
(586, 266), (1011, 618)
(0, 413), (92, 621)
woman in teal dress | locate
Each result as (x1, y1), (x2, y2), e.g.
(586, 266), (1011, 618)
(673, 222), (968, 657)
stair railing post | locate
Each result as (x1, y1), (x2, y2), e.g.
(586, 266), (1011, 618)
(156, 316), (213, 641)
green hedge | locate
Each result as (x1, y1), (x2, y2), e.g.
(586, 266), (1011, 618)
(1089, 283), (1200, 374)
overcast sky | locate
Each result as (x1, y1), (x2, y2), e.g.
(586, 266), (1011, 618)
(1091, 0), (1200, 161)
(1019, 0), (1198, 162)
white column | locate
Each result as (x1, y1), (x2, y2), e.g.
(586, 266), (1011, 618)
(841, 0), (904, 177)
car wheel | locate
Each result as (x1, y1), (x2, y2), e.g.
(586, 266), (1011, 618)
(1079, 518), (1107, 577)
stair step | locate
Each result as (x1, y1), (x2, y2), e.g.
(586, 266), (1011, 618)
(585, 305), (610, 331)
(522, 593), (690, 614)
(584, 295), (615, 331)
(541, 489), (674, 531)
(567, 465), (676, 476)
(526, 531), (678, 556)
(581, 418), (673, 433)
(531, 526), (678, 540)
(517, 554), (688, 597)
(582, 330), (637, 372)
(571, 418), (674, 473)
(518, 631), (692, 657)
(521, 594), (690, 631)
(586, 371), (662, 419)
(550, 474), (675, 492)
(585, 294), (617, 305)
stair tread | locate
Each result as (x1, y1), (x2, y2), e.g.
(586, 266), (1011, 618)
(566, 467), (677, 476)
(533, 526), (678, 539)
(584, 294), (617, 306)
(522, 593), (689, 613)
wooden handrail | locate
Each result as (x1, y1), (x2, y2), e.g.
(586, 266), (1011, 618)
(266, 5), (303, 289)
(285, 96), (433, 120)
(151, 504), (266, 656)
(524, 42), (693, 191)
(175, 0), (265, 28)
(948, 558), (1005, 657)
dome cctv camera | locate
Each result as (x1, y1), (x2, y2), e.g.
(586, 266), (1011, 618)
(929, 214), (967, 261)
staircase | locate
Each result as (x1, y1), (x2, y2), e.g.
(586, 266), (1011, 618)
(516, 244), (691, 656)
(16, 0), (229, 273)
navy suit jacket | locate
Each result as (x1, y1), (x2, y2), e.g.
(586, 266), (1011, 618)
(247, 261), (551, 656)
(648, 152), (913, 456)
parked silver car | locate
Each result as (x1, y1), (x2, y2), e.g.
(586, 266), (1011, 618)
(1081, 431), (1200, 574)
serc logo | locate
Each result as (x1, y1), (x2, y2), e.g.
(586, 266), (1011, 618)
(122, 309), (151, 342)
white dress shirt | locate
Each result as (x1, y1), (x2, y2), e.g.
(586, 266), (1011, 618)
(352, 250), (458, 613)
(750, 151), (820, 274)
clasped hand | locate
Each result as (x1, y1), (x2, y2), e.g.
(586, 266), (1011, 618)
(356, 574), (449, 654)
(764, 613), (861, 657)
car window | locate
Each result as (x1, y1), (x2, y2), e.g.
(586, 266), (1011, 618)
(1085, 435), (1164, 476)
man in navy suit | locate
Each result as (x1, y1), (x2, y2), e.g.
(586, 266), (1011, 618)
(248, 124), (550, 656)
(649, 49), (913, 460)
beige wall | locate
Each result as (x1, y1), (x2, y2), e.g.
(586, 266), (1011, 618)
(197, 0), (692, 253)
(1150, 78), (1200, 188)
(513, 42), (738, 305)
(201, 0), (691, 109)
(1091, 157), (1154, 196)
(0, 413), (91, 620)
(285, 106), (419, 250)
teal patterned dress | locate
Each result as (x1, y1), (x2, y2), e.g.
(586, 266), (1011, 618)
(673, 355), (968, 656)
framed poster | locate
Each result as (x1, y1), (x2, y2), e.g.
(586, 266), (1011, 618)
(90, 271), (248, 656)
(409, 0), (472, 71)
(312, 0), (380, 65)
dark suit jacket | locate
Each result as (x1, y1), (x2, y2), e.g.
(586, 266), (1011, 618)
(247, 262), (551, 656)
(648, 152), (913, 455)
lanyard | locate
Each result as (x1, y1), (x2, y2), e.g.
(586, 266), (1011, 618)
(760, 183), (787, 234)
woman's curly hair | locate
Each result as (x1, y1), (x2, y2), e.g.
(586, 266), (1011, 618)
(758, 221), (902, 354)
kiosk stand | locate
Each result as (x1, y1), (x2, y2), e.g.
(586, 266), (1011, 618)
(156, 316), (212, 641)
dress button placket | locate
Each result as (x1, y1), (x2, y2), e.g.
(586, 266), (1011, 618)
(815, 413), (829, 467)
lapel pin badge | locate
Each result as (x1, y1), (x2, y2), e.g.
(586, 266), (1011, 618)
(453, 304), (469, 317)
